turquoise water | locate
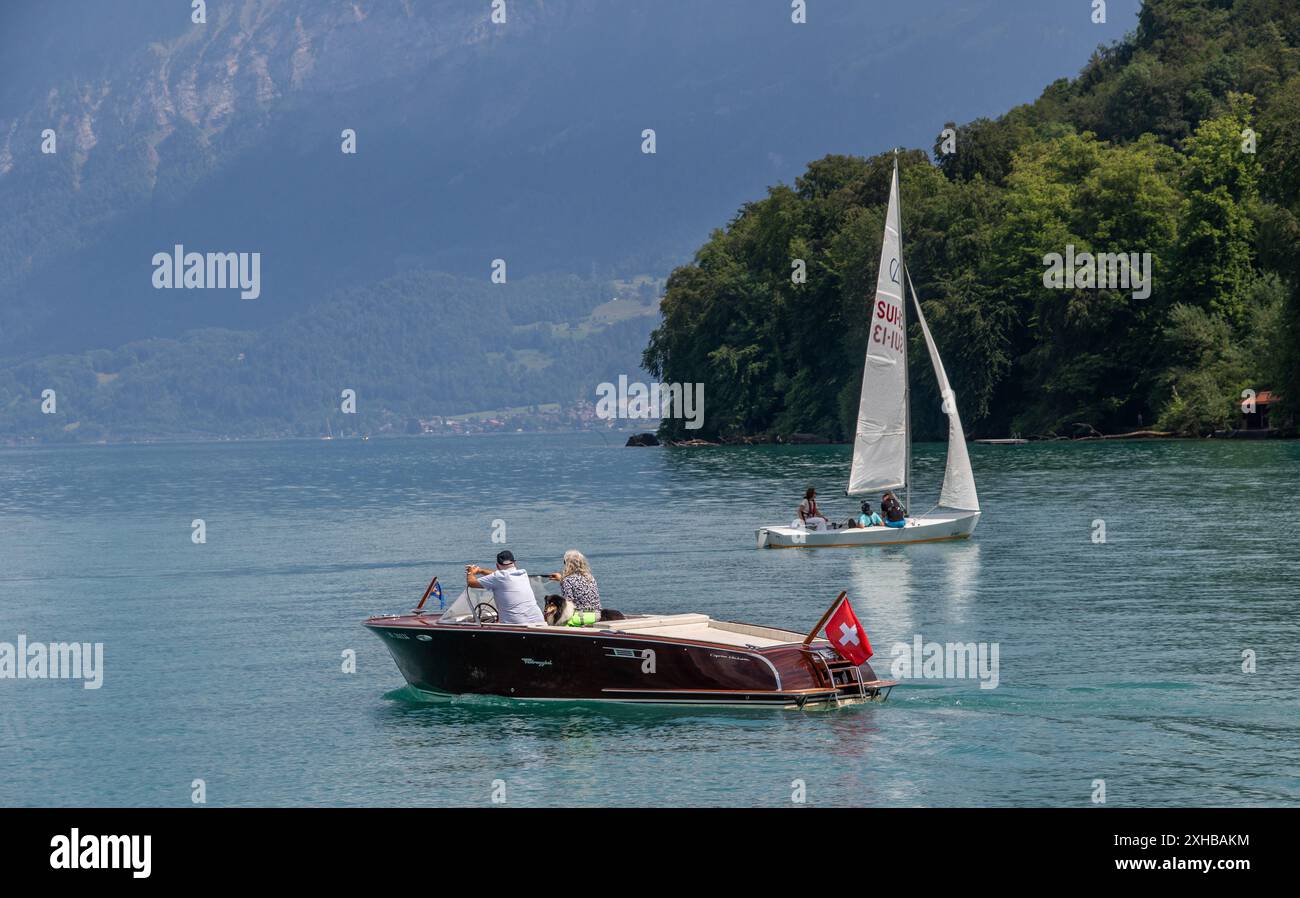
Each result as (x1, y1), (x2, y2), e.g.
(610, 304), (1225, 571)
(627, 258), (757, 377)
(1, 434), (1297, 807)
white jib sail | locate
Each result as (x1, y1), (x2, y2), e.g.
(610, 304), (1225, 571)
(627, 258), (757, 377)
(848, 161), (908, 496)
(908, 270), (980, 512)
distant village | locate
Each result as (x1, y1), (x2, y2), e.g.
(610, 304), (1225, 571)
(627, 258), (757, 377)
(1, 399), (659, 447)
(397, 400), (656, 437)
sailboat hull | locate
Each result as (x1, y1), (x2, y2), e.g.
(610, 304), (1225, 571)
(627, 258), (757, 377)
(756, 510), (979, 549)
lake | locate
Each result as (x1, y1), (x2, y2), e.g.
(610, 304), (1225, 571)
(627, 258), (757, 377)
(1, 434), (1297, 806)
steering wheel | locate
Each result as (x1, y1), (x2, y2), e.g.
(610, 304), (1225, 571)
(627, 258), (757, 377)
(472, 602), (499, 624)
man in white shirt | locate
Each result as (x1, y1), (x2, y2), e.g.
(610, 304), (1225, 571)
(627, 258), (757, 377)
(466, 550), (545, 625)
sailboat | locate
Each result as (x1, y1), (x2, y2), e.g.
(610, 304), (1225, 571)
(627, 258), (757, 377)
(756, 159), (981, 548)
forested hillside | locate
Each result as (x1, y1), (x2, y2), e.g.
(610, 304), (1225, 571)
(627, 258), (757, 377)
(645, 0), (1300, 440)
(0, 273), (657, 441)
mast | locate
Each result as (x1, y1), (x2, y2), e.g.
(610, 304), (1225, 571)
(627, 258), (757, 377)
(894, 152), (911, 514)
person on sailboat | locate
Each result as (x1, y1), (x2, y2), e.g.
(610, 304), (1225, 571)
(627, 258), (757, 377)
(853, 501), (884, 528)
(797, 487), (831, 531)
(881, 492), (908, 528)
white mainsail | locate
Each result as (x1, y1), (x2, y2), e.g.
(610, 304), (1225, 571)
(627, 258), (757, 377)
(847, 161), (909, 496)
(908, 270), (980, 512)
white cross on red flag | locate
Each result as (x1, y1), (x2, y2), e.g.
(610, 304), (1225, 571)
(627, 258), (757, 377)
(824, 596), (872, 665)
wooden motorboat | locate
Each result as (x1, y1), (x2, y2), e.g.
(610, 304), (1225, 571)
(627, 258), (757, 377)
(365, 580), (894, 709)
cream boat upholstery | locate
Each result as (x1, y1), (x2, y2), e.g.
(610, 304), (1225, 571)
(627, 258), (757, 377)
(592, 614), (802, 647)
(509, 613), (803, 648)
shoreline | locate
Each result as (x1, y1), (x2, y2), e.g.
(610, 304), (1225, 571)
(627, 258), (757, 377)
(8, 429), (1292, 451)
(0, 428), (652, 451)
(653, 431), (1294, 447)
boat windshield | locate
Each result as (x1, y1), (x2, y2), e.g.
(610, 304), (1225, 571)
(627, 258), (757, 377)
(438, 576), (555, 624)
(439, 587), (489, 623)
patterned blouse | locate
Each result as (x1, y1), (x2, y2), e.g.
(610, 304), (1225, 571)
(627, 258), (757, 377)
(561, 573), (601, 612)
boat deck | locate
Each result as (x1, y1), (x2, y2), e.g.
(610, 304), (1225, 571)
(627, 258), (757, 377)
(588, 613), (803, 647)
(371, 610), (810, 649)
(494, 613), (806, 647)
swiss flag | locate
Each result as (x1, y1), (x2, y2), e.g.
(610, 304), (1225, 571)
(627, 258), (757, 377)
(825, 596), (873, 665)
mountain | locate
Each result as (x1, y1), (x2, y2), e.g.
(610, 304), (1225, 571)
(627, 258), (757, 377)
(0, 271), (660, 441)
(0, 0), (1144, 439)
(645, 0), (1300, 440)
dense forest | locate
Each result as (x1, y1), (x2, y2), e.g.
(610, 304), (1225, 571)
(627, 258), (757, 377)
(0, 273), (657, 441)
(645, 0), (1300, 441)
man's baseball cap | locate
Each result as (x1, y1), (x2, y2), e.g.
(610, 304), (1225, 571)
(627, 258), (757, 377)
(496, 550), (516, 566)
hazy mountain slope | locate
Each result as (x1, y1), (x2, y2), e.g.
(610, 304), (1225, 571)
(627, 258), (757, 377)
(0, 0), (1141, 360)
(0, 272), (658, 441)
(0, 0), (1145, 440)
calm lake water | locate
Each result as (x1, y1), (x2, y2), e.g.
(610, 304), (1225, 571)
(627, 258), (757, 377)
(1, 434), (1297, 807)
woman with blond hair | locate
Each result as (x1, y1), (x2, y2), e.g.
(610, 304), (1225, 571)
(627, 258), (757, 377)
(547, 549), (602, 626)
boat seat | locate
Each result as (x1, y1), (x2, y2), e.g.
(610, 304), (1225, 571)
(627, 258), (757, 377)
(591, 613), (710, 631)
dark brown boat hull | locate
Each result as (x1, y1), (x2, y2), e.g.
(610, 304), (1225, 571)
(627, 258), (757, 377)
(365, 615), (892, 708)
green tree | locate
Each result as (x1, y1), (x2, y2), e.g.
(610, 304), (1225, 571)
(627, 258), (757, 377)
(1177, 95), (1260, 326)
